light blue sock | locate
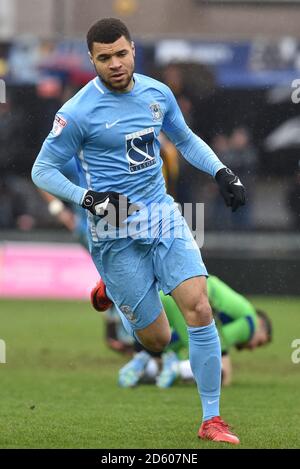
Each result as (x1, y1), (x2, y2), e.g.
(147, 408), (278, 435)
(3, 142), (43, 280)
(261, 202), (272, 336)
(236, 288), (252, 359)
(188, 320), (221, 422)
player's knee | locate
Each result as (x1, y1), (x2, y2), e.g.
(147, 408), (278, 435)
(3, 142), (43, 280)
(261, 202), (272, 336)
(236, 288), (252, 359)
(141, 331), (171, 353)
(185, 299), (212, 327)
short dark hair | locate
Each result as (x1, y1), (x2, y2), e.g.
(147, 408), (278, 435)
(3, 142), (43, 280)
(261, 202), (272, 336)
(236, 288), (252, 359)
(87, 18), (131, 52)
(256, 309), (272, 342)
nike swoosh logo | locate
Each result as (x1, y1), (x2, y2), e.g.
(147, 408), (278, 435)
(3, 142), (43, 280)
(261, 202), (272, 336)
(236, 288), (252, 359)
(233, 180), (243, 186)
(207, 399), (219, 405)
(105, 119), (120, 129)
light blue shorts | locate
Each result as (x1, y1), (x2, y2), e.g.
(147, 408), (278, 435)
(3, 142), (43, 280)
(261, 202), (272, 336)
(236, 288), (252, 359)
(90, 215), (207, 332)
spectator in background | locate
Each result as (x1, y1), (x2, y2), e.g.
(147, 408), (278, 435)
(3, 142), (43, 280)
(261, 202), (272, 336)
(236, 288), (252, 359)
(161, 64), (197, 204)
(210, 134), (231, 160)
(0, 95), (35, 229)
(0, 96), (26, 175)
(0, 178), (35, 230)
(227, 127), (258, 229)
(207, 134), (232, 230)
(35, 76), (64, 144)
(209, 128), (258, 230)
(226, 127), (258, 187)
(162, 63), (196, 130)
(0, 93), (52, 231)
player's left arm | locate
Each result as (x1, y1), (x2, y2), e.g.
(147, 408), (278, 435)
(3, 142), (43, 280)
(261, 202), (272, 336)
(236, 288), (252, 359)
(161, 86), (245, 211)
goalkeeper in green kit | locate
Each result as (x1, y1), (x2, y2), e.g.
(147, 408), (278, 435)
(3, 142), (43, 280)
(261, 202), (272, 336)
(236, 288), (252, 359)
(91, 275), (272, 387)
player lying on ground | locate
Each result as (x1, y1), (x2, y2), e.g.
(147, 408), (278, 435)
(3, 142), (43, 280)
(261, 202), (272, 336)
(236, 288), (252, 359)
(32, 17), (246, 444)
(91, 276), (272, 387)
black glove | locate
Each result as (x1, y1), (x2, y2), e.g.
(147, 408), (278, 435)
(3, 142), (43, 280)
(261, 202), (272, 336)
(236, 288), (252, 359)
(215, 168), (246, 212)
(81, 190), (135, 227)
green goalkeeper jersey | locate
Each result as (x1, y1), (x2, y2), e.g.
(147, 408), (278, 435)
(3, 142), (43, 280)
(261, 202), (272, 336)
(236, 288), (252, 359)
(160, 275), (258, 356)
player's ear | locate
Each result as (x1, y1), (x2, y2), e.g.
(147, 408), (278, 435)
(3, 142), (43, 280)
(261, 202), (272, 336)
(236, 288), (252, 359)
(131, 41), (135, 58)
(88, 51), (94, 65)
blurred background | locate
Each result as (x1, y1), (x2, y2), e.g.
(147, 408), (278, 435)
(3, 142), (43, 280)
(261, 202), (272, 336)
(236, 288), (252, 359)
(0, 0), (300, 296)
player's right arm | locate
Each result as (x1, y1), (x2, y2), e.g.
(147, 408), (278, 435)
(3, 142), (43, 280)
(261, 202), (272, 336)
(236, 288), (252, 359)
(31, 112), (87, 206)
(32, 111), (133, 226)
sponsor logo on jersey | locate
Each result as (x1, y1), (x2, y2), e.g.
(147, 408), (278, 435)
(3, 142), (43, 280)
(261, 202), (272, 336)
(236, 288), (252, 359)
(150, 102), (163, 121)
(126, 127), (156, 173)
(51, 115), (67, 137)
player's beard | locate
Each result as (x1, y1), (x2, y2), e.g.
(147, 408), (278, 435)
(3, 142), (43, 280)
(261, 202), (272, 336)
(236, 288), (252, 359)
(99, 69), (134, 92)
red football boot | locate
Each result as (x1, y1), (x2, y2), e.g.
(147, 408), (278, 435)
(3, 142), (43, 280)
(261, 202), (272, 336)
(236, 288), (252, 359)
(90, 278), (113, 312)
(198, 416), (240, 445)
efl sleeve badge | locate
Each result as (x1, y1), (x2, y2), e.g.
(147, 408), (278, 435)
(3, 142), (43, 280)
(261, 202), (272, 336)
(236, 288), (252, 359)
(51, 114), (68, 137)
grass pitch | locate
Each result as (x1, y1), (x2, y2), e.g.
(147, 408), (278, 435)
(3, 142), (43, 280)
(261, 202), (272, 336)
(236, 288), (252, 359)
(0, 296), (299, 449)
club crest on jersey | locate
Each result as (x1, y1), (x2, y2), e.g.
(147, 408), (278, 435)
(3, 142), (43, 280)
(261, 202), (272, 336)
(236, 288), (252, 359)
(126, 127), (156, 173)
(51, 115), (67, 137)
(120, 305), (137, 323)
(150, 102), (163, 121)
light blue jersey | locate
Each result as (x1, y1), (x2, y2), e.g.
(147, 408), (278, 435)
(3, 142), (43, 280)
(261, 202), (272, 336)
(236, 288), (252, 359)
(32, 72), (222, 331)
(62, 158), (88, 247)
(32, 73), (224, 224)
